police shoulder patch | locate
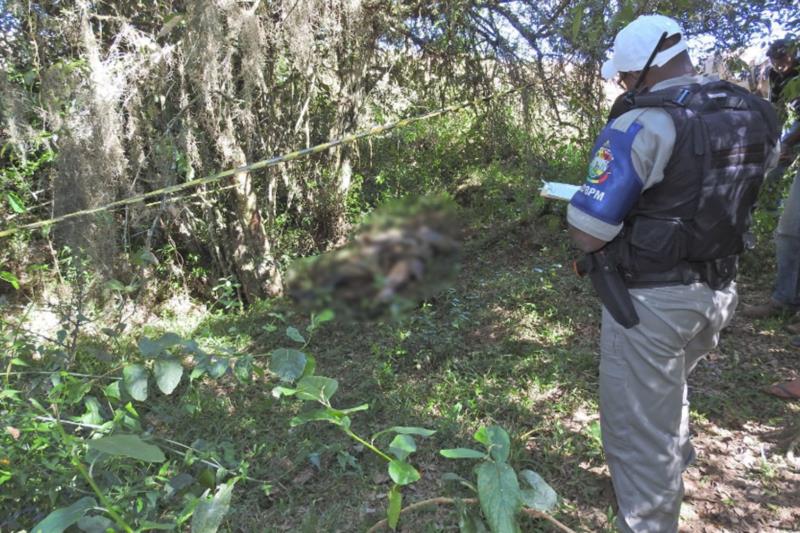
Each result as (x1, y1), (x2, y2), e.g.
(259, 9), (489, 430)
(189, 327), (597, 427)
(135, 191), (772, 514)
(569, 122), (644, 226)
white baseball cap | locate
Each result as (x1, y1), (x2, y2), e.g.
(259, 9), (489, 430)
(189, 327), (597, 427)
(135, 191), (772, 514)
(601, 15), (688, 80)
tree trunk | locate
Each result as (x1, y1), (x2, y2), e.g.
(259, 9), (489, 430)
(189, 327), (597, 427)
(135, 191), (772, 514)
(315, 1), (375, 247)
(226, 146), (282, 302)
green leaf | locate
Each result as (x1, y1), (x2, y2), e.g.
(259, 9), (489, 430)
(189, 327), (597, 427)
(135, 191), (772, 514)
(296, 375), (338, 403)
(389, 434), (417, 461)
(615, 0), (636, 29)
(234, 355), (253, 383)
(392, 426), (435, 437)
(182, 338), (201, 353)
(88, 434), (166, 463)
(457, 505), (490, 533)
(191, 480), (236, 533)
(440, 448), (486, 459)
(271, 386), (297, 398)
(0, 388), (21, 401)
(205, 356), (229, 379)
(124, 402), (139, 417)
(290, 408), (350, 429)
(388, 460), (420, 486)
(77, 515), (114, 533)
(518, 470), (558, 512)
(302, 354), (316, 378)
(374, 426), (436, 441)
(137, 522), (175, 531)
(311, 308), (335, 329)
(474, 425), (510, 463)
(388, 484), (402, 530)
(80, 396), (103, 426)
(0, 271), (20, 290)
(157, 332), (184, 348)
(32, 497), (96, 533)
(122, 364), (148, 402)
(7, 192), (25, 213)
(30, 397), (47, 412)
(158, 14), (185, 38)
(197, 468), (216, 490)
(137, 249), (159, 266)
(103, 381), (120, 402)
(286, 326), (306, 344)
(165, 472), (195, 498)
(154, 358), (183, 395)
(587, 420), (602, 446)
(138, 337), (162, 357)
(105, 279), (127, 292)
(270, 348), (307, 382)
(337, 403), (369, 415)
(442, 472), (477, 493)
(476, 461), (521, 533)
(138, 333), (183, 357)
(570, 10), (582, 42)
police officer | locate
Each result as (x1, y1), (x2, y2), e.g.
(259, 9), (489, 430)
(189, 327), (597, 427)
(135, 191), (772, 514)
(566, 15), (779, 533)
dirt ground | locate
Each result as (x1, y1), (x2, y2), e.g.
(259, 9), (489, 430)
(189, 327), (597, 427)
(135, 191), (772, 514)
(486, 220), (800, 533)
(556, 288), (800, 532)
(679, 305), (800, 533)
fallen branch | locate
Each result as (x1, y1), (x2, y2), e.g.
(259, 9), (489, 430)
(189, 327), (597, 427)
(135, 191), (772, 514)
(365, 496), (576, 533)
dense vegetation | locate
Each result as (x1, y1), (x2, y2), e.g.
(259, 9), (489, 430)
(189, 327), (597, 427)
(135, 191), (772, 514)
(1, 1), (799, 532)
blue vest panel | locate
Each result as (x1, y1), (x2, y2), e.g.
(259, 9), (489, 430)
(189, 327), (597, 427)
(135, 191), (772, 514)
(570, 121), (644, 226)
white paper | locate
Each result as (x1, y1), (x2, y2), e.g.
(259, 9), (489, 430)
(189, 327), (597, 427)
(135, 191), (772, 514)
(540, 181), (580, 202)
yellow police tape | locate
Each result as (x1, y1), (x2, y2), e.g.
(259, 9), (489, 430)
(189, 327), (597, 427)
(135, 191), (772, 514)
(0, 84), (530, 239)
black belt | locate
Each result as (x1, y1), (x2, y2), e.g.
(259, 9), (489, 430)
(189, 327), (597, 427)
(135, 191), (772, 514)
(623, 256), (738, 290)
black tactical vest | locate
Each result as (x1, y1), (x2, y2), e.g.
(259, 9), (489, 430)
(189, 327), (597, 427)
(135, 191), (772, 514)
(610, 80), (780, 286)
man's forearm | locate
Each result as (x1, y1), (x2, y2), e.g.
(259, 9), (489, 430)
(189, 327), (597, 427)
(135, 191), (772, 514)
(568, 224), (608, 253)
(783, 120), (800, 149)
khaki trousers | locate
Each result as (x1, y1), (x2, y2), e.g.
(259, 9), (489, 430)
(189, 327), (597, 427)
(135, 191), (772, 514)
(599, 282), (738, 533)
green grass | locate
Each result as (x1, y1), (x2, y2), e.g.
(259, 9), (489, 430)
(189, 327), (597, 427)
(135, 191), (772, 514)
(4, 164), (800, 531)
(150, 187), (612, 530)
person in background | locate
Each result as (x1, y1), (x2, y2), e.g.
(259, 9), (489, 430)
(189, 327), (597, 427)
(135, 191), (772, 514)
(742, 38), (800, 325)
(566, 15), (779, 532)
(742, 38), (800, 400)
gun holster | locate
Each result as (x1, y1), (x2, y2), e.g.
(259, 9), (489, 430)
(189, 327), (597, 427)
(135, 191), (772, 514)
(574, 250), (640, 329)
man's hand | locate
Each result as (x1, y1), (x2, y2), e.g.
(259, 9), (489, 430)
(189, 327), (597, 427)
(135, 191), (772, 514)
(778, 145), (795, 166)
(779, 145), (795, 164)
(781, 122), (800, 162)
(568, 224), (608, 253)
